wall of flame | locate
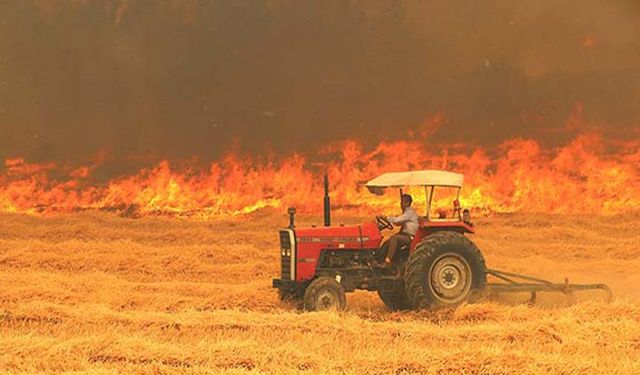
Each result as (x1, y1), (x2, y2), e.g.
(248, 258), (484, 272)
(1, 133), (638, 218)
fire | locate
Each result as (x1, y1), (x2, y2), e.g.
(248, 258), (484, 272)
(1, 133), (639, 218)
(582, 36), (597, 48)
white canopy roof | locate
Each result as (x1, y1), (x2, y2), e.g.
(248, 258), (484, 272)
(365, 170), (464, 193)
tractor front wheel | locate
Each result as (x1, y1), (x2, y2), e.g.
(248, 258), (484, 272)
(405, 231), (487, 310)
(303, 277), (347, 311)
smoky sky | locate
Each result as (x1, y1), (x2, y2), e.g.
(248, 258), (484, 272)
(0, 0), (639, 162)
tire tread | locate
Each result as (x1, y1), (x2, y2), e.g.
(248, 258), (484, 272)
(303, 277), (347, 311)
(404, 231), (486, 309)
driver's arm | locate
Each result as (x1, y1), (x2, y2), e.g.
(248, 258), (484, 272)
(388, 212), (409, 225)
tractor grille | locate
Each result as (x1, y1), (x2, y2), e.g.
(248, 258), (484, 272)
(279, 230), (294, 280)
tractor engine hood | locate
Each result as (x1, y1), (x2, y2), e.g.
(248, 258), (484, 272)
(294, 222), (382, 250)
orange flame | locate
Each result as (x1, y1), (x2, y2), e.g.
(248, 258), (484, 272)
(1, 133), (639, 218)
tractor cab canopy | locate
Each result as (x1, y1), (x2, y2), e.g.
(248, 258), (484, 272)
(365, 170), (463, 191)
(365, 170), (466, 222)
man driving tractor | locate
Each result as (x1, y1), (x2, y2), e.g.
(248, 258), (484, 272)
(379, 194), (419, 267)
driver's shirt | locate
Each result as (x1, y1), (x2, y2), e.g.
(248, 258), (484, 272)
(388, 207), (419, 237)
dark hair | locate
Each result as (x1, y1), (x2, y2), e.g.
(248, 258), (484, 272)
(401, 194), (413, 205)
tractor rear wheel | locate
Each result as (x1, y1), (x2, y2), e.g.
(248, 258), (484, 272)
(303, 277), (347, 312)
(377, 285), (412, 311)
(405, 231), (486, 309)
(377, 252), (413, 311)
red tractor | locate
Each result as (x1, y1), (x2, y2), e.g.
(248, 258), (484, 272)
(272, 170), (611, 311)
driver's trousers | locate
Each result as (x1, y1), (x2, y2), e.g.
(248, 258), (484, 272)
(386, 232), (413, 261)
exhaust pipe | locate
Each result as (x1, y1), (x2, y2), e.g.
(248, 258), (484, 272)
(287, 207), (296, 229)
(323, 174), (331, 227)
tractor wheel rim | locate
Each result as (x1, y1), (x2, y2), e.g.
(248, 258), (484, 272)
(316, 290), (339, 310)
(429, 253), (472, 304)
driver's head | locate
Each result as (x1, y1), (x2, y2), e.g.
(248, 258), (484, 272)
(401, 194), (413, 210)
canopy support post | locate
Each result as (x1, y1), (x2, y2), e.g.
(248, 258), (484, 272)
(426, 186), (435, 220)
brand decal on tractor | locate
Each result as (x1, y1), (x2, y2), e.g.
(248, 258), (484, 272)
(297, 258), (316, 263)
(298, 236), (365, 243)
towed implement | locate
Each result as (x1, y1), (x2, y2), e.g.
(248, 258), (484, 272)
(486, 269), (612, 305)
(272, 170), (612, 311)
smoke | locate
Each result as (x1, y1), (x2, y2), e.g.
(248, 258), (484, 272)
(0, 0), (639, 163)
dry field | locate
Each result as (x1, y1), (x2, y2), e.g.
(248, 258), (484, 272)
(0, 211), (639, 374)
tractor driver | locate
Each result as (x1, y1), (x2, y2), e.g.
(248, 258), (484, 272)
(381, 194), (419, 266)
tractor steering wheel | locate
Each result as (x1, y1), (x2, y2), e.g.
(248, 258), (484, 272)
(376, 216), (394, 231)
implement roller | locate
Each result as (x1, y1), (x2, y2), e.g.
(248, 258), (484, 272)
(486, 269), (612, 304)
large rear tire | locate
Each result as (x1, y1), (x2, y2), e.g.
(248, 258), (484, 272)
(404, 231), (486, 310)
(377, 287), (412, 311)
(377, 252), (413, 311)
(303, 277), (347, 311)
